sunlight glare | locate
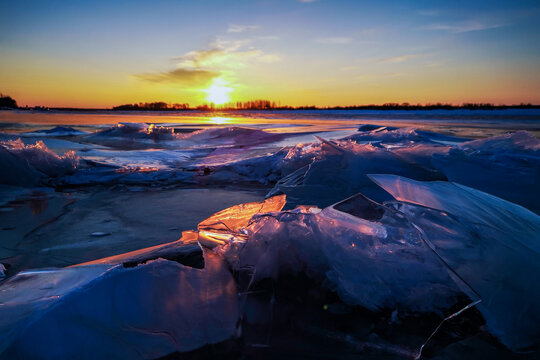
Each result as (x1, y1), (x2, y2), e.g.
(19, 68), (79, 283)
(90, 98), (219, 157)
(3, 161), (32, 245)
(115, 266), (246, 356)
(209, 116), (232, 124)
(204, 78), (233, 105)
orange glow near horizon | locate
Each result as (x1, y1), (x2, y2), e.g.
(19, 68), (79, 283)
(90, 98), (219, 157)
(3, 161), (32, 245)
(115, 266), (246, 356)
(1, 2), (539, 108)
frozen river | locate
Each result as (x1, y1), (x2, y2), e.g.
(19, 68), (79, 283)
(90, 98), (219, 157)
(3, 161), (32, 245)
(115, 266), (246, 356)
(0, 109), (539, 359)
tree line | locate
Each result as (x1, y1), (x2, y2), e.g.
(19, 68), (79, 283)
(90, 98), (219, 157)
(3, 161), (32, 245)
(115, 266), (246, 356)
(0, 94), (17, 109)
(1, 93), (538, 111)
(112, 100), (539, 111)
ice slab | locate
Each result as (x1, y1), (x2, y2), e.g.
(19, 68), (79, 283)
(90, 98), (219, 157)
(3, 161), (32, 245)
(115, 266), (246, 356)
(0, 255), (239, 359)
(370, 174), (540, 351)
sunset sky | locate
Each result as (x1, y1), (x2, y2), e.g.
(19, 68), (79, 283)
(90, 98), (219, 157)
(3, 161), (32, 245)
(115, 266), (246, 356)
(1, 0), (539, 108)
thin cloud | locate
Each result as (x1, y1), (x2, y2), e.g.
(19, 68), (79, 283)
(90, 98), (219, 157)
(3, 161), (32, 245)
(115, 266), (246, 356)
(315, 37), (354, 44)
(135, 27), (280, 86)
(378, 54), (419, 63)
(134, 68), (219, 85)
(299, 0), (316, 2)
(422, 20), (505, 33)
(227, 24), (260, 33)
(258, 35), (280, 41)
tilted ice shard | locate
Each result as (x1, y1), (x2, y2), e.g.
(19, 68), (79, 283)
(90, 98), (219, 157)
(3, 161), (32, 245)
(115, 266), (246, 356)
(73, 230), (204, 268)
(0, 254), (239, 359)
(369, 174), (540, 351)
(198, 195), (286, 248)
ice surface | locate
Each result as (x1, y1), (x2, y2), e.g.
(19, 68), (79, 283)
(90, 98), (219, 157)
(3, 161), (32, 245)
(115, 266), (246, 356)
(85, 123), (283, 150)
(370, 174), (540, 351)
(1, 114), (539, 356)
(0, 255), (239, 359)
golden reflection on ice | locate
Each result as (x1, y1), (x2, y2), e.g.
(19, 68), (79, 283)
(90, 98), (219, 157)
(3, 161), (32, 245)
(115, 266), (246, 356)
(209, 116), (233, 125)
(198, 195), (287, 248)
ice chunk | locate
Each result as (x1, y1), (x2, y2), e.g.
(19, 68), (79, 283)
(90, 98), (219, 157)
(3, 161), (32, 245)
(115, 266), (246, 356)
(431, 131), (540, 213)
(0, 263), (6, 279)
(198, 195), (286, 248)
(0, 255), (239, 359)
(0, 146), (45, 186)
(268, 138), (443, 208)
(0, 138), (79, 178)
(369, 174), (540, 351)
(201, 194), (460, 313)
(456, 130), (539, 153)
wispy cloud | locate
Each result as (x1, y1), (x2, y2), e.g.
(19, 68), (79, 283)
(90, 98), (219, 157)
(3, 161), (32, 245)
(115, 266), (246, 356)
(227, 24), (260, 33)
(314, 37), (354, 44)
(422, 20), (505, 33)
(134, 68), (219, 85)
(299, 0), (316, 3)
(135, 35), (279, 85)
(378, 54), (419, 63)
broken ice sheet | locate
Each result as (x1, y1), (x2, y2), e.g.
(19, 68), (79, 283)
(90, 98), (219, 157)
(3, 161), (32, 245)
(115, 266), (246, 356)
(0, 252), (238, 359)
(267, 137), (444, 208)
(200, 193), (461, 314)
(370, 174), (540, 352)
(431, 131), (540, 213)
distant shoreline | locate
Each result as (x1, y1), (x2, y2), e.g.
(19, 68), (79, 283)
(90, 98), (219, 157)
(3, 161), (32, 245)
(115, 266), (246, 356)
(4, 104), (540, 113)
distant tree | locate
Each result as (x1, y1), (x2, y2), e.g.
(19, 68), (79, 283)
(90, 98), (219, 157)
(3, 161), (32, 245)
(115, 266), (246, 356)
(0, 94), (18, 108)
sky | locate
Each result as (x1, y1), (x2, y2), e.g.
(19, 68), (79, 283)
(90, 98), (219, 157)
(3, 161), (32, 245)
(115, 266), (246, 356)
(1, 0), (539, 108)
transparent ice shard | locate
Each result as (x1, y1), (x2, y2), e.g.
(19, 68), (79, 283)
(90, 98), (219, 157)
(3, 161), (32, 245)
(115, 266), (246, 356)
(369, 174), (540, 351)
(198, 195), (286, 248)
(202, 193), (460, 313)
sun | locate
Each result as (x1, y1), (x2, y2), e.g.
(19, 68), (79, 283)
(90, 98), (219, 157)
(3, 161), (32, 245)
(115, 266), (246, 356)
(204, 77), (233, 105)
